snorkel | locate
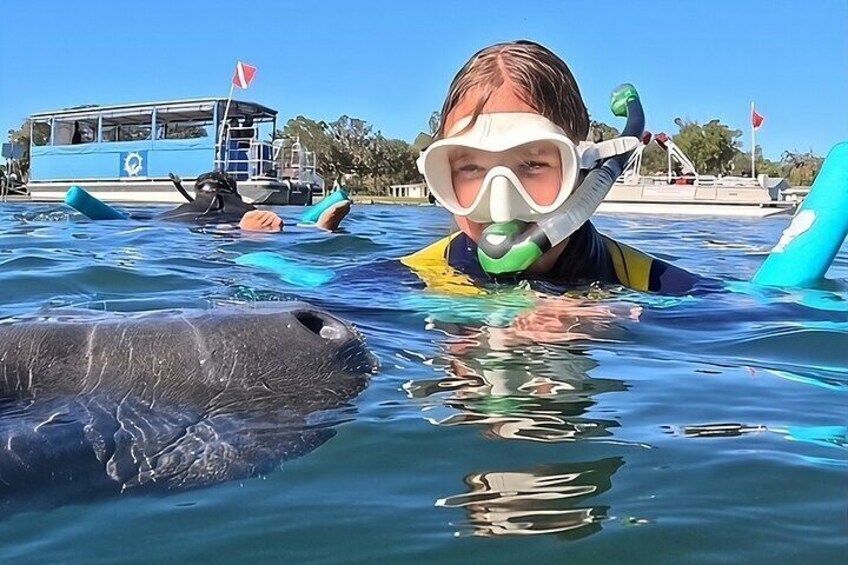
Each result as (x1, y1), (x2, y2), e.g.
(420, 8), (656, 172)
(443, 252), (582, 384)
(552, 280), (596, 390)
(476, 84), (644, 275)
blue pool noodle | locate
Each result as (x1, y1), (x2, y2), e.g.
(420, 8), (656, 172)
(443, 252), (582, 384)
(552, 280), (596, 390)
(65, 186), (128, 220)
(753, 142), (848, 288)
(300, 190), (350, 224)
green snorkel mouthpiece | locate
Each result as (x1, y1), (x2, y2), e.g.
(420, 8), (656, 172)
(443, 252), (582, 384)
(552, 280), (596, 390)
(476, 221), (552, 275)
(477, 84), (645, 276)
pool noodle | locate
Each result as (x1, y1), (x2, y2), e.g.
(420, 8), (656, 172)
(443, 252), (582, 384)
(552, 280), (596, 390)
(65, 186), (128, 220)
(753, 142), (848, 288)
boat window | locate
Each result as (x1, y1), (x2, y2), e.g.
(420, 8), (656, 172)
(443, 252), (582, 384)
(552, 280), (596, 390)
(53, 117), (98, 145)
(30, 120), (52, 146)
(101, 111), (153, 142)
(155, 113), (213, 140)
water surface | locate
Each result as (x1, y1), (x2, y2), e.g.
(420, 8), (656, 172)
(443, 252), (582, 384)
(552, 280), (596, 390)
(0, 203), (845, 564)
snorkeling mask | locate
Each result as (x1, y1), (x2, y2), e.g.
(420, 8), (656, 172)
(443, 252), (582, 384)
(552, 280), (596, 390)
(418, 84), (645, 275)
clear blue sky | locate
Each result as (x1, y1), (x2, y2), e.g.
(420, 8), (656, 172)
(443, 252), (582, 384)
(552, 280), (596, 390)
(2, 0), (846, 159)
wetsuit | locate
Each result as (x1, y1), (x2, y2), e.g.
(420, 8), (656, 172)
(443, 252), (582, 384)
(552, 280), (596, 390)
(401, 221), (699, 295)
(157, 191), (256, 224)
(157, 171), (256, 224)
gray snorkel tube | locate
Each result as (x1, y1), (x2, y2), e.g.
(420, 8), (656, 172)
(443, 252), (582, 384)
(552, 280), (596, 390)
(476, 84), (645, 275)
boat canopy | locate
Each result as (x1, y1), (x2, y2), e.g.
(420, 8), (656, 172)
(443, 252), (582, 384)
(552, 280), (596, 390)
(29, 98), (277, 123)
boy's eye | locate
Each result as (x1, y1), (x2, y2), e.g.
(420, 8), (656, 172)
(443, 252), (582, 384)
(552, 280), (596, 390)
(522, 161), (551, 171)
(456, 163), (484, 174)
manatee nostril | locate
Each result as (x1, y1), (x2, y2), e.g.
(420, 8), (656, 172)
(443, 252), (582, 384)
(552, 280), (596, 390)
(294, 310), (343, 340)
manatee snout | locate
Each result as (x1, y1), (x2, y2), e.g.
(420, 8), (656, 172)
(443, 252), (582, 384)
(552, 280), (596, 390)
(289, 305), (380, 377)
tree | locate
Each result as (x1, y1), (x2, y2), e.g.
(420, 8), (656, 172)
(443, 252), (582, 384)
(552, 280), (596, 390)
(672, 119), (741, 175)
(281, 116), (333, 155)
(326, 115), (375, 184)
(411, 132), (432, 152)
(278, 114), (423, 194)
(780, 150), (823, 186)
(6, 120), (38, 180)
(279, 116), (338, 183)
(588, 120), (620, 142)
(640, 141), (669, 175)
(370, 135), (419, 190)
(164, 124), (208, 139)
(729, 146), (782, 177)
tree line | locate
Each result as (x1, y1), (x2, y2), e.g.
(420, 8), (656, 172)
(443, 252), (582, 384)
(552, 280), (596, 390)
(589, 118), (824, 187)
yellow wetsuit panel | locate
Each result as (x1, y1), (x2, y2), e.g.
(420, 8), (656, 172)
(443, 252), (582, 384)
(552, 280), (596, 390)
(400, 234), (484, 296)
(601, 235), (654, 292)
(403, 232), (660, 294)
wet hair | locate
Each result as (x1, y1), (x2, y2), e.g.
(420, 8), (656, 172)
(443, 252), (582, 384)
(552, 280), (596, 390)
(436, 40), (589, 143)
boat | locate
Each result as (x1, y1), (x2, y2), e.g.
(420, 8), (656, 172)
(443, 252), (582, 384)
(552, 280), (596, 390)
(598, 133), (798, 217)
(21, 98), (324, 205)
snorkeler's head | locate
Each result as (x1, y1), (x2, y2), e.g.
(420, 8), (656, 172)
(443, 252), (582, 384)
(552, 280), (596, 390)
(195, 171), (237, 194)
(424, 41), (594, 242)
(436, 40), (589, 144)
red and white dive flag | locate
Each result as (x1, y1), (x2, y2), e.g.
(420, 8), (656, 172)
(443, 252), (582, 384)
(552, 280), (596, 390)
(751, 105), (765, 130)
(232, 61), (257, 89)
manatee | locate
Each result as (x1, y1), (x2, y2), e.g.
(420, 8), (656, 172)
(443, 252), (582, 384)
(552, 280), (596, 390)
(0, 303), (375, 508)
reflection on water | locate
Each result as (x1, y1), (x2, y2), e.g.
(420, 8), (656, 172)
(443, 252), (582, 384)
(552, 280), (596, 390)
(410, 303), (637, 539)
(404, 324), (626, 443)
(437, 458), (623, 538)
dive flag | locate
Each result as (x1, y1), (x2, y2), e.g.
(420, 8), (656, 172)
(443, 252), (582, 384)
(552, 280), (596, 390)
(232, 61), (257, 89)
(751, 106), (765, 130)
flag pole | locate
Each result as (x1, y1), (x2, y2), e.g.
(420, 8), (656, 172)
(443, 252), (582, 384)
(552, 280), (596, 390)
(217, 81), (236, 170)
(751, 101), (756, 178)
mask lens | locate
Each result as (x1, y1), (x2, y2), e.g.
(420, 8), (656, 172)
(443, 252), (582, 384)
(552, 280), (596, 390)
(447, 141), (565, 211)
(448, 147), (489, 209)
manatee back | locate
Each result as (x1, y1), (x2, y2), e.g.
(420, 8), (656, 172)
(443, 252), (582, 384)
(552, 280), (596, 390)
(0, 305), (373, 413)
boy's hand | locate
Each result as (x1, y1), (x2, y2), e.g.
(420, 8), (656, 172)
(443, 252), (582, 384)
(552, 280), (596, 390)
(240, 210), (283, 233)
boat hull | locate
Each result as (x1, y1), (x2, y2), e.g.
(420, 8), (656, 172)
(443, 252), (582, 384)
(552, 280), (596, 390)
(597, 201), (794, 217)
(601, 182), (796, 217)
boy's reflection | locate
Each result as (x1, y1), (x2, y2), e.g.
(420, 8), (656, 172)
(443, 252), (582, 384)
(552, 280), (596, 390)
(404, 319), (628, 443)
(407, 296), (636, 537)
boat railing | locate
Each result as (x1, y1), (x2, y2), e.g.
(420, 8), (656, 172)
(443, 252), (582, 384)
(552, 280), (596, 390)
(271, 138), (324, 189)
(214, 130), (277, 181)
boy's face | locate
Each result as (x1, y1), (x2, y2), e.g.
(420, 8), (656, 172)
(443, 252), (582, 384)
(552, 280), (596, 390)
(442, 86), (563, 243)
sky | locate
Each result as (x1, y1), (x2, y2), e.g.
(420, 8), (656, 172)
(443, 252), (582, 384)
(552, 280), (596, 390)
(2, 0), (846, 160)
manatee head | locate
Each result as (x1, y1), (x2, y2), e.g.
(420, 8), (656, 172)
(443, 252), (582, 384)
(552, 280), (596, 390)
(185, 302), (379, 415)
